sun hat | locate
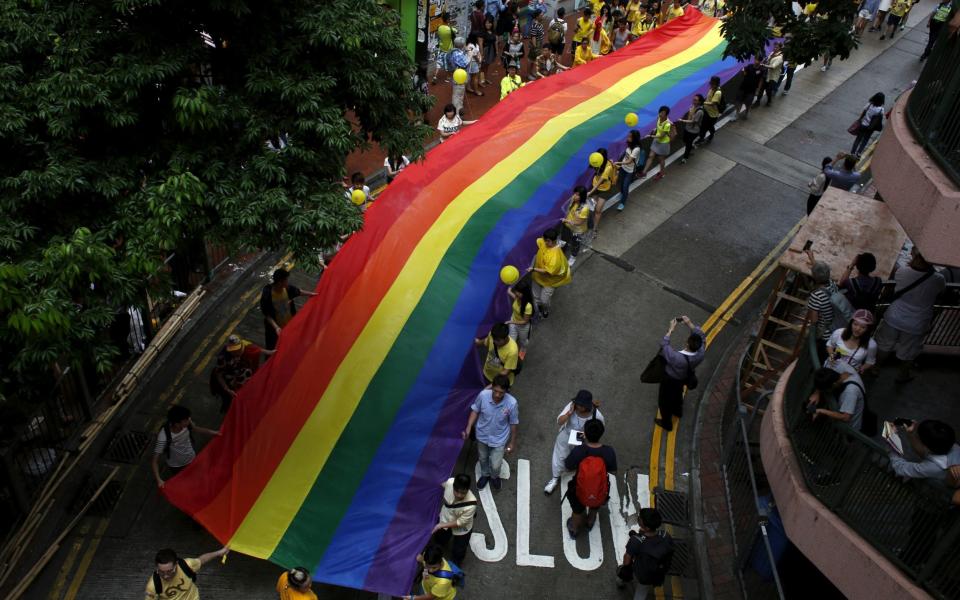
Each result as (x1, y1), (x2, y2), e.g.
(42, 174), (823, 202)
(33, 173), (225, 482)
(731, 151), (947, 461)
(226, 335), (243, 352)
(852, 309), (875, 326)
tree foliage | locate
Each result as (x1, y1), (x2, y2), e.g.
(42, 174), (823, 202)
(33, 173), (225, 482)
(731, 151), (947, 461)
(720, 0), (859, 65)
(0, 0), (432, 404)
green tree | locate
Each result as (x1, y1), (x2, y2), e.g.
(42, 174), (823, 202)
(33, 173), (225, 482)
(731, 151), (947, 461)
(720, 0), (858, 65)
(0, 0), (432, 405)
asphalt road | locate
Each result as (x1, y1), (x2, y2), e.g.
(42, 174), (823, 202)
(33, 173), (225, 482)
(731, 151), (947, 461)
(31, 8), (936, 599)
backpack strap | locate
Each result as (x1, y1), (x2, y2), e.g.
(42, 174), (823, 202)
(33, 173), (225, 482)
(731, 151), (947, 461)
(841, 379), (866, 397)
(152, 572), (163, 595)
(178, 557), (197, 582)
(444, 499), (479, 509)
(432, 569), (458, 581)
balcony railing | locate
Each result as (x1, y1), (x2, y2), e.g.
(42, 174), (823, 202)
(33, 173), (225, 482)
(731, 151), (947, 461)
(906, 24), (960, 187)
(781, 335), (960, 600)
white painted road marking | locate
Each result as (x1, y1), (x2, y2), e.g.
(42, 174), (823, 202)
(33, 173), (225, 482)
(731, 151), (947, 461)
(515, 460), (555, 568)
(559, 472), (603, 570)
(470, 461), (509, 562)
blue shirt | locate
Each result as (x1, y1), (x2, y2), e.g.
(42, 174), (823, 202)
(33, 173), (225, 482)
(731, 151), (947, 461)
(470, 389), (519, 447)
(485, 0), (505, 18)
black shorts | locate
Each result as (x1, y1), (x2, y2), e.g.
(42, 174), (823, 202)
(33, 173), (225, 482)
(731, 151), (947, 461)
(887, 13), (903, 26)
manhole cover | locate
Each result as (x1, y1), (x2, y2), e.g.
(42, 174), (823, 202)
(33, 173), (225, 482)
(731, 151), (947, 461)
(668, 538), (694, 578)
(654, 487), (689, 526)
(103, 430), (151, 464)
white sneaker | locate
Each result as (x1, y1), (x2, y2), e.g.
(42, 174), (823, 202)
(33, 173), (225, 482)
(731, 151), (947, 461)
(544, 477), (559, 495)
(568, 256), (576, 267)
(820, 65), (827, 72)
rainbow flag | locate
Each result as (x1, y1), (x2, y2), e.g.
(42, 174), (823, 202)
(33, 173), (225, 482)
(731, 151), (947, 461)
(164, 9), (740, 596)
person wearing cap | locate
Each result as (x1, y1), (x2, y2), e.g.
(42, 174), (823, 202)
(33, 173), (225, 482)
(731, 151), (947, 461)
(826, 309), (878, 375)
(260, 268), (317, 350)
(545, 390), (604, 494)
(210, 334), (275, 413)
(277, 566), (317, 600)
(500, 61), (524, 100)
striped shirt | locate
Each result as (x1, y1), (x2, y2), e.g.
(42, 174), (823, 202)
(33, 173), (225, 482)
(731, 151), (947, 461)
(154, 426), (196, 468)
(807, 285), (835, 340)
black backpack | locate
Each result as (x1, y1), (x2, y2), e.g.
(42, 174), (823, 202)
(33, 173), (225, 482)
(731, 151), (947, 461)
(633, 531), (675, 586)
(152, 558), (196, 595)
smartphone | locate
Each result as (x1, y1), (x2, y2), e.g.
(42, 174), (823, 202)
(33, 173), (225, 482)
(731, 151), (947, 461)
(675, 316), (684, 323)
(802, 239), (813, 251)
(576, 431), (585, 442)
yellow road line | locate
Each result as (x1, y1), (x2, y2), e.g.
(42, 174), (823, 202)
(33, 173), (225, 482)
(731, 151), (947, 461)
(46, 522), (90, 600)
(706, 260), (779, 347)
(62, 517), (110, 600)
(649, 410), (663, 508)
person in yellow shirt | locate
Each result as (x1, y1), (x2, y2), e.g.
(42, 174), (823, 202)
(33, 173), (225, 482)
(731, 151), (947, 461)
(500, 61), (524, 100)
(144, 546), (228, 600)
(586, 148), (616, 235)
(881, 0), (910, 39)
(667, 0), (685, 21)
(277, 567), (318, 600)
(433, 12), (458, 84)
(574, 38), (596, 65)
(589, 0), (606, 14)
(506, 283), (534, 352)
(626, 0), (643, 27)
(529, 228), (571, 317)
(639, 105), (676, 181)
(631, 7), (655, 37)
(571, 6), (595, 55)
(599, 24), (614, 54)
(407, 546), (458, 600)
(560, 186), (591, 264)
(474, 322), (519, 384)
(697, 75), (722, 145)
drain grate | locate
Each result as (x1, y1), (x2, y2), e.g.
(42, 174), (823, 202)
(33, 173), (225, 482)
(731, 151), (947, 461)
(654, 487), (689, 526)
(667, 538), (694, 577)
(70, 477), (125, 517)
(103, 430), (152, 464)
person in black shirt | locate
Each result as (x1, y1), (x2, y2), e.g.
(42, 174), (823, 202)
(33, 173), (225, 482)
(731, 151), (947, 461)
(259, 268), (317, 350)
(732, 55), (763, 121)
(564, 419), (617, 537)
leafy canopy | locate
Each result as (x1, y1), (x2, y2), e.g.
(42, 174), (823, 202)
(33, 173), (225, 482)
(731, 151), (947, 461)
(0, 0), (431, 403)
(720, 0), (859, 65)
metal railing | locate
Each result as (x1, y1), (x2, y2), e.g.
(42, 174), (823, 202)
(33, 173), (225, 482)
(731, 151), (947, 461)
(781, 334), (960, 600)
(720, 348), (786, 599)
(874, 282), (960, 355)
(906, 23), (960, 186)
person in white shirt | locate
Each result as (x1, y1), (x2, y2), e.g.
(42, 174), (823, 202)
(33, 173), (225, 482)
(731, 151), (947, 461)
(851, 92), (885, 156)
(151, 405), (218, 488)
(874, 247), (946, 382)
(432, 474), (478, 564)
(546, 7), (569, 56)
(826, 308), (878, 375)
(544, 390), (604, 494)
(890, 420), (960, 481)
(437, 104), (477, 142)
(384, 155), (410, 183)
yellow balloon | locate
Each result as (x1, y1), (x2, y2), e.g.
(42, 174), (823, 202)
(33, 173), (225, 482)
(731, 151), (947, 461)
(588, 152), (603, 168)
(453, 68), (468, 85)
(350, 189), (366, 205)
(500, 265), (519, 285)
(625, 112), (639, 127)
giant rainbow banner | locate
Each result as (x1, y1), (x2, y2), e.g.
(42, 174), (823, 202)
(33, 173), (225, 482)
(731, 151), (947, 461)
(165, 9), (741, 596)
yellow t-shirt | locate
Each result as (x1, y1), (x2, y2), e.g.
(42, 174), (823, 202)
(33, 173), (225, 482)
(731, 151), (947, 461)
(532, 238), (572, 289)
(654, 117), (672, 143)
(423, 560), (457, 600)
(271, 287), (293, 327)
(589, 0), (606, 14)
(626, 0), (642, 23)
(803, 2), (818, 15)
(565, 201), (590, 235)
(574, 17), (594, 42)
(593, 162), (615, 192)
(144, 558), (202, 600)
(484, 335), (519, 384)
(632, 17), (654, 36)
(599, 28), (613, 54)
(276, 572), (319, 600)
(500, 74), (524, 100)
(890, 0), (909, 16)
(574, 44), (595, 65)
(511, 297), (534, 323)
(704, 88), (722, 118)
(668, 4), (684, 20)
(437, 24), (456, 52)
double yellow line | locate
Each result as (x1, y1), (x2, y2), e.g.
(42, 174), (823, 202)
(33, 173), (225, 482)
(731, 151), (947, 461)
(648, 218), (802, 598)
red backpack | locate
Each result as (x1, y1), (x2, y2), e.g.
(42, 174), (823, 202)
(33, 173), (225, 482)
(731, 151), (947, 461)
(575, 455), (610, 508)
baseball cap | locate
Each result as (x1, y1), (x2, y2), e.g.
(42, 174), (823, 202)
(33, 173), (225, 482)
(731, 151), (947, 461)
(572, 390), (593, 408)
(226, 335), (243, 352)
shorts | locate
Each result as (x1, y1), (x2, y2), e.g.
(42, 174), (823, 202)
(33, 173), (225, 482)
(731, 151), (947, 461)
(858, 9), (873, 19)
(874, 320), (925, 361)
(566, 479), (608, 514)
(887, 13), (903, 26)
(651, 140), (671, 157)
(436, 51), (450, 71)
(878, 0), (892, 11)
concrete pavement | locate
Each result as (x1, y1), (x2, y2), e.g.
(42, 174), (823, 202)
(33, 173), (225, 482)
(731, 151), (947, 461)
(32, 6), (939, 599)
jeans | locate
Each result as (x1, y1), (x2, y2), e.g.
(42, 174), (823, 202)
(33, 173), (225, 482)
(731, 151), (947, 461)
(851, 128), (873, 156)
(618, 167), (636, 205)
(477, 441), (505, 478)
(508, 322), (530, 349)
(531, 280), (556, 312)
